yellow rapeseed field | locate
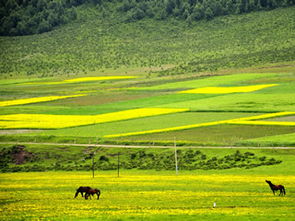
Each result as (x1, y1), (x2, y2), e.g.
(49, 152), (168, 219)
(0, 107), (188, 129)
(178, 84), (278, 94)
(0, 94), (85, 107)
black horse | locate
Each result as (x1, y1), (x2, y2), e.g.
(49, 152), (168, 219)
(265, 180), (286, 196)
(74, 186), (91, 198)
(74, 186), (101, 200)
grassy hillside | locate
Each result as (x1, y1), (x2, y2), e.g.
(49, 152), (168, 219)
(1, 5), (295, 77)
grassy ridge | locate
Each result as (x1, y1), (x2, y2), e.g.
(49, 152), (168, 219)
(1, 6), (295, 77)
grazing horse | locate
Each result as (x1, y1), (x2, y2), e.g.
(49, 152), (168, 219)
(85, 188), (101, 200)
(74, 186), (92, 198)
(265, 180), (286, 196)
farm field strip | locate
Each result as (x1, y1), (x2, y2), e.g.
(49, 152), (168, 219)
(22, 76), (137, 85)
(29, 112), (257, 138)
(156, 92), (295, 112)
(229, 120), (295, 126)
(104, 119), (233, 138)
(0, 94), (86, 107)
(0, 108), (188, 129)
(131, 73), (279, 91)
(178, 84), (278, 94)
(240, 132), (295, 146)
(105, 112), (295, 138)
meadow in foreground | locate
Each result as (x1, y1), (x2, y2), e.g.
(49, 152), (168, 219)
(0, 148), (294, 220)
(0, 168), (294, 221)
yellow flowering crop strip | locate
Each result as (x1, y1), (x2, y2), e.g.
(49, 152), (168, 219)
(0, 108), (188, 129)
(0, 94), (86, 107)
(178, 84), (278, 94)
(105, 111), (295, 138)
(24, 76), (137, 85)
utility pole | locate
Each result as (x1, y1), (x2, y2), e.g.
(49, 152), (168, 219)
(117, 152), (120, 178)
(91, 152), (95, 178)
(174, 137), (178, 175)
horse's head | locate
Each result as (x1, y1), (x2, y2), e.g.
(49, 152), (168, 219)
(265, 180), (271, 184)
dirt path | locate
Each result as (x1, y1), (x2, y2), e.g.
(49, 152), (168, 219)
(0, 142), (295, 149)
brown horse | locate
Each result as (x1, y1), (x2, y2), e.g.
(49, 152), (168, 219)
(74, 186), (101, 200)
(265, 180), (286, 196)
(85, 188), (101, 200)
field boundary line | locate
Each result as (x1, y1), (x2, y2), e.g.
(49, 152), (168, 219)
(0, 142), (294, 149)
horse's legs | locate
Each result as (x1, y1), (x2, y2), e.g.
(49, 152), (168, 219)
(280, 188), (285, 196)
(74, 191), (79, 198)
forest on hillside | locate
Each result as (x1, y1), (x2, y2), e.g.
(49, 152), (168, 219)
(1, 0), (295, 36)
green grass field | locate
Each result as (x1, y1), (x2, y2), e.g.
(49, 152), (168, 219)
(0, 149), (294, 221)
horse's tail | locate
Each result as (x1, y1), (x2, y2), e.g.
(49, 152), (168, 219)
(282, 186), (286, 195)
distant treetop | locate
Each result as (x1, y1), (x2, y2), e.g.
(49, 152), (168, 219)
(1, 0), (295, 36)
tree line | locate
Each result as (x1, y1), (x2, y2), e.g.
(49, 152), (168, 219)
(1, 0), (295, 36)
(0, 0), (90, 36)
(119, 0), (295, 23)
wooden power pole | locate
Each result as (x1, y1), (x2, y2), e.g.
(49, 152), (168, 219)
(117, 152), (120, 178)
(91, 152), (95, 178)
(174, 137), (178, 175)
